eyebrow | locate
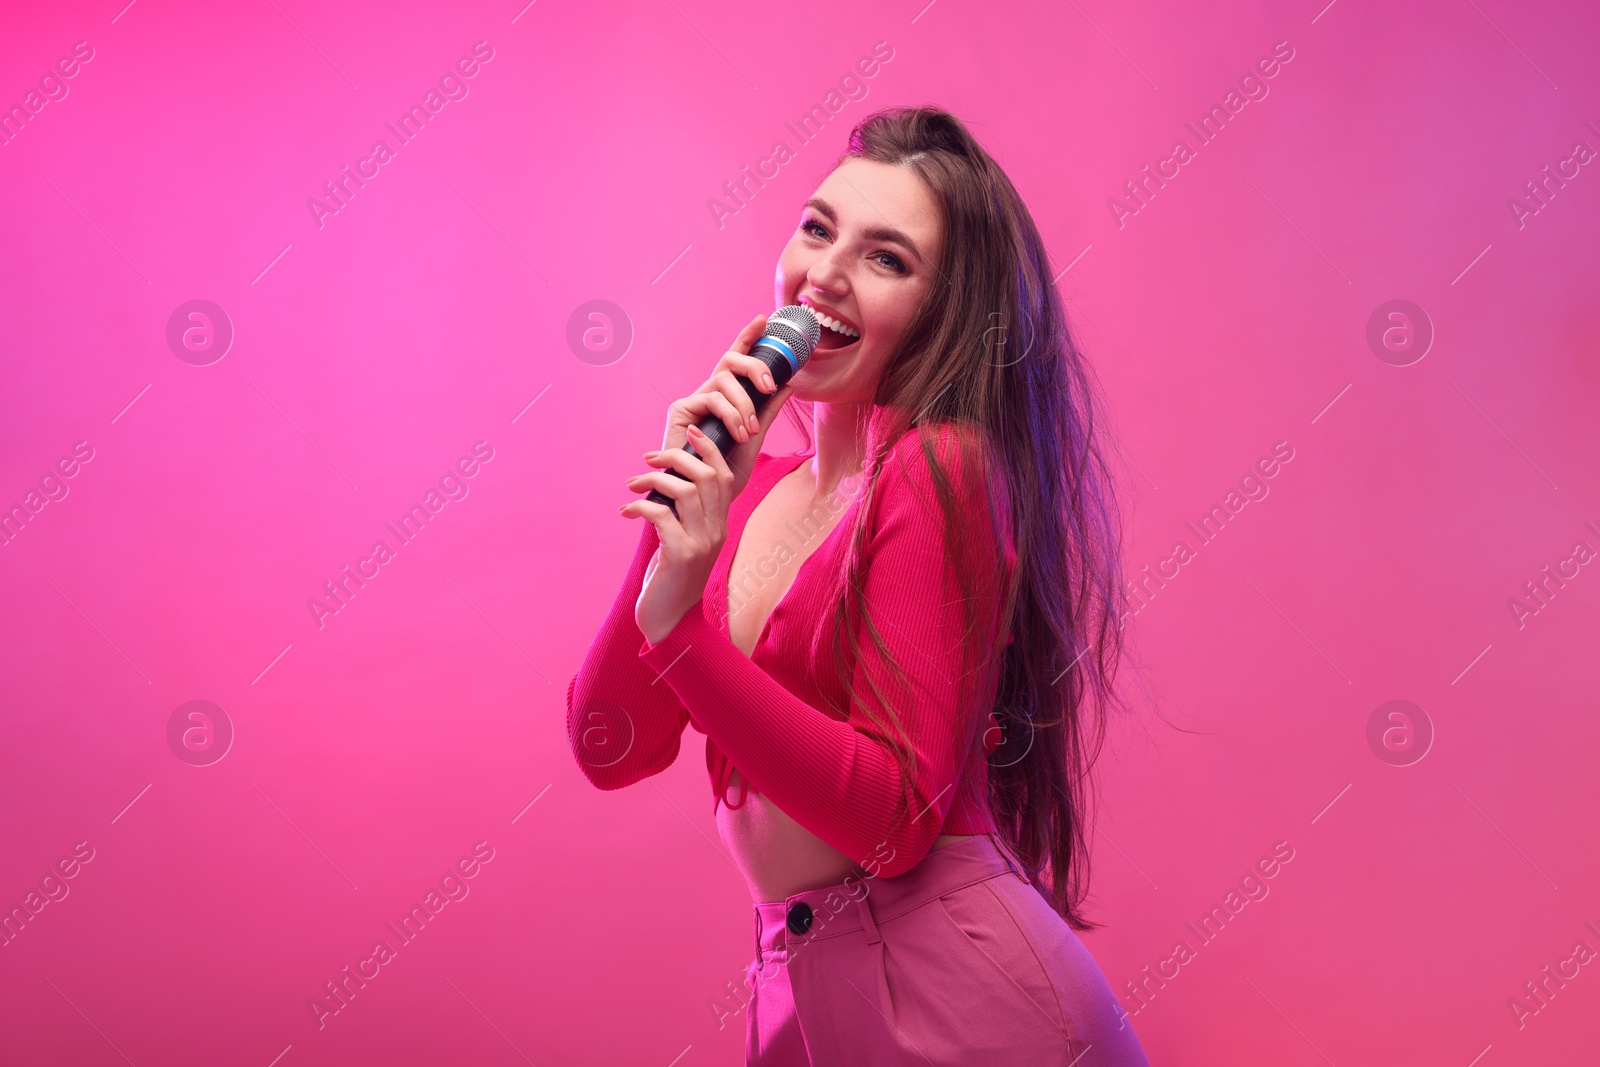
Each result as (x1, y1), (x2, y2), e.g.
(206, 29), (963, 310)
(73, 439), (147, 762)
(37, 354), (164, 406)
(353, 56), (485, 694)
(803, 197), (926, 264)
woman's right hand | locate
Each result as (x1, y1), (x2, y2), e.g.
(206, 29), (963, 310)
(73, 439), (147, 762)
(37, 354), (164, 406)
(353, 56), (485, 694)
(656, 314), (796, 499)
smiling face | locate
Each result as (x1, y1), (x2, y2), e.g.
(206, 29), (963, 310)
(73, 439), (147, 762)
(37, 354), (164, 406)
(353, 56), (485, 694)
(774, 157), (945, 404)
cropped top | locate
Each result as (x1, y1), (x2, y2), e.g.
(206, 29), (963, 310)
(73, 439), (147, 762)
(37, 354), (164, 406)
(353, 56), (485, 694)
(566, 425), (1016, 878)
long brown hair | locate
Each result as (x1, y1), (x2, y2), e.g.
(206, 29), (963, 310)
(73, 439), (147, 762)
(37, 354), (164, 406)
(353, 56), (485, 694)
(790, 107), (1130, 929)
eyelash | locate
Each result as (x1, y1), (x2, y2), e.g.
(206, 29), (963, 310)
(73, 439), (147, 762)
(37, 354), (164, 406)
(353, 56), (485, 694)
(801, 218), (908, 275)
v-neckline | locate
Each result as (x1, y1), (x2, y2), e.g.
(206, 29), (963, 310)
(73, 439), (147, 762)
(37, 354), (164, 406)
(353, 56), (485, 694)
(719, 450), (835, 652)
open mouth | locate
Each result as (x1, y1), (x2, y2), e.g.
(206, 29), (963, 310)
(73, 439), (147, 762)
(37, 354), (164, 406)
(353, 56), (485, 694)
(802, 301), (861, 354)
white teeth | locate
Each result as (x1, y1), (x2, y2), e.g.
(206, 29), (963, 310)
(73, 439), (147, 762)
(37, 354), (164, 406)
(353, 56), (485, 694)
(809, 310), (859, 339)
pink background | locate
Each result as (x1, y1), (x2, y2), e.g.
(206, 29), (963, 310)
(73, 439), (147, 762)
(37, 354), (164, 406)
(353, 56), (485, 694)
(2, 0), (1597, 1063)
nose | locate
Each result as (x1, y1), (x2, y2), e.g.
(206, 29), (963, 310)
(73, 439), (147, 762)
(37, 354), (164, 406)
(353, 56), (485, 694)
(805, 242), (850, 299)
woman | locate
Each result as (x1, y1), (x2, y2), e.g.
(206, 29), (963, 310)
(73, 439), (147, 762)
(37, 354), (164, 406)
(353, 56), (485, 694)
(568, 107), (1149, 1066)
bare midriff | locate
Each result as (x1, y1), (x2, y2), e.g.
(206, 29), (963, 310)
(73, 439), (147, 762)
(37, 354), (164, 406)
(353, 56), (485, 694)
(721, 458), (976, 905)
(718, 765), (976, 904)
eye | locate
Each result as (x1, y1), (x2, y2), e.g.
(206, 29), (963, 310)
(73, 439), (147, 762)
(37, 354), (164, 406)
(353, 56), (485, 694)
(801, 218), (830, 240)
(872, 251), (908, 275)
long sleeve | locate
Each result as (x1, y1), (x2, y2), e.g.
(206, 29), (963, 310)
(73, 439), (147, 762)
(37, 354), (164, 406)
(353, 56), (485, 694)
(567, 521), (692, 790)
(638, 428), (1013, 877)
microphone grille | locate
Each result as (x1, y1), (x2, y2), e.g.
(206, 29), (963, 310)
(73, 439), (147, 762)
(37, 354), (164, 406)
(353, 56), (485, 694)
(769, 304), (821, 365)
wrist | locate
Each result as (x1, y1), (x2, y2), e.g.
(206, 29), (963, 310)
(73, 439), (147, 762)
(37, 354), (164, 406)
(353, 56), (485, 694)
(640, 596), (700, 648)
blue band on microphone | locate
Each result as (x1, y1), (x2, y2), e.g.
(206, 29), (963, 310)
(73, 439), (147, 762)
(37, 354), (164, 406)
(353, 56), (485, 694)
(753, 336), (798, 374)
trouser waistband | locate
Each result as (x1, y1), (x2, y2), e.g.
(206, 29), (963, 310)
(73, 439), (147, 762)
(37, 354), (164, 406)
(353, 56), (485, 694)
(753, 833), (1028, 959)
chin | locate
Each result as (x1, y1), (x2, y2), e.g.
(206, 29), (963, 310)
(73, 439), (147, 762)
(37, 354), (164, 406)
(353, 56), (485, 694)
(798, 345), (880, 400)
(793, 378), (868, 407)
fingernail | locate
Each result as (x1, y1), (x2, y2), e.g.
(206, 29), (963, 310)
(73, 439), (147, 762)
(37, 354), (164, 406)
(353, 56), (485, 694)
(764, 375), (774, 391)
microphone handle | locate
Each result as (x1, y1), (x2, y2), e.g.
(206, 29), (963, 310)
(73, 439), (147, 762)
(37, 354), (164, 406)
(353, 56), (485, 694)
(646, 339), (798, 517)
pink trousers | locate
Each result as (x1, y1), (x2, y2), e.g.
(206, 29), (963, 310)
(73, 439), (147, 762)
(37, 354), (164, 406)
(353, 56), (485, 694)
(744, 833), (1151, 1066)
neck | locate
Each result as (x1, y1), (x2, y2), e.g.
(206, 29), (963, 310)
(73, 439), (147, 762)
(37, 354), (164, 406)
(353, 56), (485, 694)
(804, 401), (868, 500)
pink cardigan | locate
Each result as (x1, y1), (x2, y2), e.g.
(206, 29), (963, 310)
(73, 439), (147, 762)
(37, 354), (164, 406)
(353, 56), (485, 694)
(567, 426), (1015, 878)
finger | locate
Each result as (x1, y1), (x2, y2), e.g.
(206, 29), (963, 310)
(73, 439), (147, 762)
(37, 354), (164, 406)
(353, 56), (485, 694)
(711, 369), (761, 435)
(628, 469), (706, 541)
(619, 495), (670, 519)
(718, 352), (780, 396)
(684, 425), (731, 536)
(640, 458), (709, 537)
(732, 313), (768, 355)
(663, 398), (703, 453)
(623, 497), (684, 548)
(695, 388), (752, 444)
(651, 440), (724, 535)
(625, 470), (706, 500)
(667, 393), (741, 448)
(640, 444), (716, 486)
(627, 455), (728, 519)
(686, 423), (733, 483)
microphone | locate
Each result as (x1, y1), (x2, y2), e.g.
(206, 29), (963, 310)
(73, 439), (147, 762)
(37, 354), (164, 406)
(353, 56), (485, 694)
(647, 305), (820, 516)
